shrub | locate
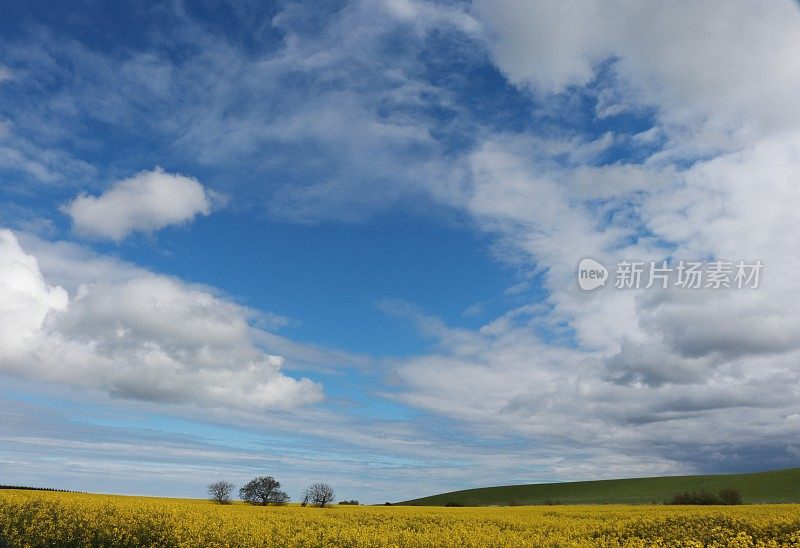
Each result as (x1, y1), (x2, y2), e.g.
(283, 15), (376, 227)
(669, 489), (719, 505)
(339, 500), (360, 505)
(444, 501), (465, 507)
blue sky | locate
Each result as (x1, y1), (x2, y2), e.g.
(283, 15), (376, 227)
(2, 0), (800, 504)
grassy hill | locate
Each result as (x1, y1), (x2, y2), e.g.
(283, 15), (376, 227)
(397, 468), (800, 506)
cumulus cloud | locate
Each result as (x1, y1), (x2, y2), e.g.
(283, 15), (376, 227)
(474, 0), (800, 133)
(65, 168), (216, 241)
(350, 0), (800, 473)
(0, 229), (322, 410)
(386, 299), (800, 472)
(0, 230), (68, 362)
(473, 0), (608, 94)
(378, 120), (800, 468)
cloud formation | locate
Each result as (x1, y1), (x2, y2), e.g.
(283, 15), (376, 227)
(65, 168), (215, 241)
(0, 230), (68, 362)
(3, 0), (800, 490)
(0, 229), (322, 410)
(371, 0), (800, 472)
(474, 0), (800, 146)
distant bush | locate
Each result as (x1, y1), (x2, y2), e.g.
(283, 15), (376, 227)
(339, 500), (360, 505)
(669, 489), (719, 505)
(669, 488), (743, 505)
(543, 499), (562, 506)
(508, 498), (523, 506)
(443, 498), (485, 507)
(718, 488), (743, 505)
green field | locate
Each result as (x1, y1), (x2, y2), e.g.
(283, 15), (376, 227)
(398, 467), (800, 506)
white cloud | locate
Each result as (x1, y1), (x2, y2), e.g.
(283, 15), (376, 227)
(474, 0), (800, 139)
(374, 0), (800, 470)
(4, 0), (800, 481)
(0, 229), (322, 410)
(472, 0), (608, 94)
(0, 230), (68, 362)
(0, 120), (96, 185)
(65, 167), (215, 241)
(357, 0), (800, 468)
(378, 122), (800, 462)
(386, 299), (800, 470)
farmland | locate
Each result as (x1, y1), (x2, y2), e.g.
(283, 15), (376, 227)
(2, 490), (800, 547)
(398, 468), (800, 506)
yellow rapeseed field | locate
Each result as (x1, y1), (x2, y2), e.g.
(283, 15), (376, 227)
(1, 490), (799, 547)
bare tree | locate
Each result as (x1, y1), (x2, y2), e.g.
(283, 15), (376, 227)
(239, 476), (290, 506)
(718, 488), (743, 505)
(301, 483), (335, 507)
(207, 481), (235, 505)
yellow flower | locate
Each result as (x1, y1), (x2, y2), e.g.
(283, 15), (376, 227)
(1, 490), (799, 547)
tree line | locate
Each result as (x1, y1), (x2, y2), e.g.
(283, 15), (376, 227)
(207, 476), (338, 507)
(668, 488), (742, 505)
